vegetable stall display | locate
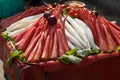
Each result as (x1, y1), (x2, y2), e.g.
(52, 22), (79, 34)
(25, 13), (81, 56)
(0, 1), (120, 80)
(1, 2), (120, 65)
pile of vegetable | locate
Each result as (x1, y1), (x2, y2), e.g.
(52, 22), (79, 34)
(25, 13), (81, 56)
(1, 2), (120, 65)
(66, 4), (120, 52)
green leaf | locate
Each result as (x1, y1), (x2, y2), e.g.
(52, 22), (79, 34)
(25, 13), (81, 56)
(7, 36), (14, 41)
(2, 32), (27, 65)
(62, 8), (68, 16)
(67, 55), (82, 64)
(76, 49), (89, 57)
(10, 52), (18, 59)
(18, 53), (28, 63)
(58, 55), (71, 64)
(116, 46), (120, 53)
(7, 58), (13, 66)
(1, 32), (13, 41)
(58, 54), (82, 64)
(22, 59), (28, 63)
(1, 32), (8, 39)
(88, 49), (100, 55)
(65, 48), (78, 55)
(7, 52), (18, 66)
(18, 54), (24, 61)
(18, 50), (24, 54)
(107, 50), (113, 53)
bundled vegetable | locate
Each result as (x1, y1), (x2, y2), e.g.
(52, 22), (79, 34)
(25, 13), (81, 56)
(66, 3), (120, 52)
(6, 4), (70, 63)
(64, 16), (99, 50)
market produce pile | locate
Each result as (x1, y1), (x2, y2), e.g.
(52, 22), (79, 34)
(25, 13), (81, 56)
(1, 2), (120, 65)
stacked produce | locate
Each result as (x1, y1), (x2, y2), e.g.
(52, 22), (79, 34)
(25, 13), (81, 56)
(64, 16), (98, 50)
(1, 2), (120, 65)
(2, 4), (71, 63)
(66, 5), (120, 52)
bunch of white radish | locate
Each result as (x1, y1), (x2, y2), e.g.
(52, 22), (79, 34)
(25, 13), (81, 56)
(64, 16), (98, 50)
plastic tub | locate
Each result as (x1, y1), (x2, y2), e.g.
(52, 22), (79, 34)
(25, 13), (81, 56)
(0, 0), (24, 19)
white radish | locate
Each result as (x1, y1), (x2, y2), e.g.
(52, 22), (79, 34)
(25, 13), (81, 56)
(8, 23), (34, 37)
(18, 13), (43, 22)
(65, 29), (84, 49)
(6, 22), (33, 32)
(66, 16), (89, 48)
(64, 18), (86, 48)
(6, 13), (43, 32)
(74, 18), (99, 49)
(67, 40), (75, 49)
